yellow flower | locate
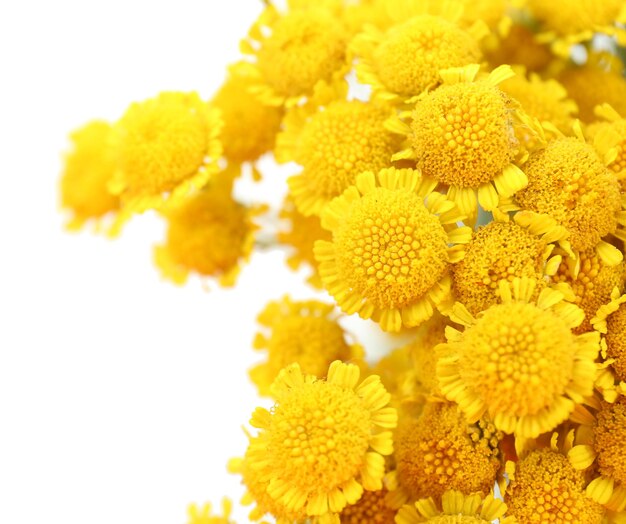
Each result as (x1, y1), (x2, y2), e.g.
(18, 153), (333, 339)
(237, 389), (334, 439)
(277, 196), (332, 288)
(229, 439), (308, 524)
(395, 489), (514, 524)
(514, 134), (625, 265)
(437, 277), (599, 438)
(187, 499), (234, 524)
(506, 446), (605, 522)
(314, 168), (472, 332)
(388, 64), (528, 221)
(108, 91), (222, 229)
(153, 177), (259, 287)
(237, 5), (348, 107)
(568, 398), (626, 512)
(59, 120), (119, 231)
(593, 287), (626, 385)
(552, 249), (626, 334)
(527, 0), (626, 56)
(244, 361), (397, 522)
(211, 65), (283, 165)
(587, 104), (626, 192)
(558, 55), (626, 124)
(352, 13), (483, 103)
(339, 488), (396, 524)
(452, 213), (564, 316)
(249, 297), (364, 396)
(500, 67), (577, 145)
(373, 313), (449, 409)
(279, 100), (402, 217)
(485, 23), (553, 73)
(386, 401), (502, 507)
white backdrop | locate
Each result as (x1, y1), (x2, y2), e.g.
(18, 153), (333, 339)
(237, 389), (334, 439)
(0, 2), (401, 523)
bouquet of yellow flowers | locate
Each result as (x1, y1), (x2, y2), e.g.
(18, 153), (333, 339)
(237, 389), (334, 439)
(60, 0), (626, 522)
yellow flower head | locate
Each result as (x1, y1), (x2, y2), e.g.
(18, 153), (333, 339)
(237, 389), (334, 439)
(279, 100), (402, 217)
(515, 134), (625, 263)
(437, 277), (599, 438)
(229, 439), (307, 524)
(552, 249), (626, 334)
(452, 214), (564, 316)
(314, 168), (472, 332)
(389, 64), (528, 220)
(506, 447), (605, 522)
(587, 104), (626, 191)
(593, 287), (626, 386)
(153, 178), (258, 287)
(339, 488), (396, 524)
(187, 499), (234, 524)
(238, 6), (348, 107)
(352, 14), (482, 103)
(277, 196), (332, 288)
(59, 120), (119, 230)
(249, 297), (363, 396)
(527, 0), (626, 56)
(500, 68), (578, 143)
(387, 401), (502, 507)
(485, 23), (553, 73)
(211, 66), (283, 164)
(568, 398), (626, 511)
(558, 55), (626, 124)
(108, 91), (222, 224)
(395, 489), (514, 524)
(245, 361), (397, 521)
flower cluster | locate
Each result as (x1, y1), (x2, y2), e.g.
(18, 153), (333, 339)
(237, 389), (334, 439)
(60, 0), (626, 522)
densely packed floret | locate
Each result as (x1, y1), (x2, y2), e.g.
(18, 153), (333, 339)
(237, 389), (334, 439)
(60, 0), (626, 522)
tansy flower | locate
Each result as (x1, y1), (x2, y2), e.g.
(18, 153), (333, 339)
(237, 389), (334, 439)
(592, 287), (626, 387)
(552, 250), (626, 334)
(587, 104), (626, 192)
(485, 23), (553, 73)
(108, 91), (222, 230)
(277, 196), (332, 288)
(278, 100), (402, 217)
(500, 67), (578, 143)
(526, 0), (626, 57)
(153, 179), (260, 287)
(452, 212), (565, 316)
(505, 439), (605, 522)
(388, 64), (528, 221)
(386, 401), (502, 508)
(568, 397), (626, 512)
(187, 499), (235, 524)
(59, 120), (119, 231)
(244, 361), (397, 522)
(314, 168), (472, 332)
(437, 277), (599, 438)
(211, 64), (283, 166)
(395, 489), (514, 524)
(237, 5), (349, 107)
(249, 297), (363, 396)
(515, 132), (625, 266)
(339, 488), (396, 524)
(228, 437), (308, 524)
(351, 13), (483, 104)
(558, 55), (626, 124)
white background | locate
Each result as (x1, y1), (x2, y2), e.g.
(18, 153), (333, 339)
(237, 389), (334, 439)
(0, 2), (399, 523)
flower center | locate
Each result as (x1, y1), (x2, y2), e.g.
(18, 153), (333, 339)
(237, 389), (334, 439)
(458, 302), (574, 416)
(594, 398), (626, 484)
(410, 82), (513, 188)
(373, 15), (481, 96)
(268, 381), (371, 492)
(257, 10), (346, 97)
(334, 188), (449, 309)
